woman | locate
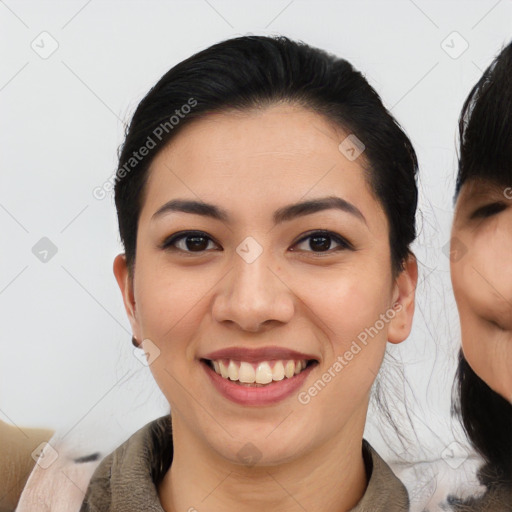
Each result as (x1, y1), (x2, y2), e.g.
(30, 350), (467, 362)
(449, 40), (512, 511)
(22, 34), (420, 511)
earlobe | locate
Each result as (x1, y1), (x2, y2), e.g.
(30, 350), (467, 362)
(387, 253), (418, 344)
(113, 254), (139, 338)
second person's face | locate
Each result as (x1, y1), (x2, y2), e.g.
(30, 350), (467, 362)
(451, 178), (512, 402)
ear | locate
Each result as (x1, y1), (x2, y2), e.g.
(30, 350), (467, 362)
(387, 253), (418, 344)
(113, 253), (140, 340)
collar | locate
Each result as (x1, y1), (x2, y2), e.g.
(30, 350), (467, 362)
(80, 415), (409, 511)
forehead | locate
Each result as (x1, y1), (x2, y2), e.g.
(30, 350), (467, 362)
(140, 103), (387, 231)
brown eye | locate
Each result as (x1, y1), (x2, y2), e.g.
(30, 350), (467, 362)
(470, 202), (507, 220)
(291, 230), (353, 254)
(161, 231), (220, 253)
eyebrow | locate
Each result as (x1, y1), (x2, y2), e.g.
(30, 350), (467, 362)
(152, 196), (367, 226)
(464, 181), (507, 197)
(457, 181), (507, 207)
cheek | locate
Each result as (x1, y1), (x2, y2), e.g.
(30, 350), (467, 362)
(330, 283), (386, 336)
(312, 266), (393, 357)
(462, 332), (512, 403)
(133, 261), (211, 406)
(133, 259), (213, 352)
(453, 225), (512, 330)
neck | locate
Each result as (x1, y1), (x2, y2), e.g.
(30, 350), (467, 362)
(158, 412), (368, 512)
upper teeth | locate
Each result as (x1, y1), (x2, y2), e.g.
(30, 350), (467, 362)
(211, 359), (309, 384)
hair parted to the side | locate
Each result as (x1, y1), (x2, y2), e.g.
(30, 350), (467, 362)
(452, 40), (512, 484)
(113, 34), (418, 280)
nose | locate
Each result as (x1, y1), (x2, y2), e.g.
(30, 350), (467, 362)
(211, 247), (295, 332)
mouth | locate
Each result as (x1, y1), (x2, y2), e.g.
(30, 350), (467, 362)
(200, 357), (319, 406)
(200, 358), (318, 386)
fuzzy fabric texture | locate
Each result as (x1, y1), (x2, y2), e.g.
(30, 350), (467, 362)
(15, 439), (102, 512)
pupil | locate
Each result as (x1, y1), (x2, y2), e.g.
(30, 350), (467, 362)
(187, 236), (208, 251)
(310, 235), (330, 251)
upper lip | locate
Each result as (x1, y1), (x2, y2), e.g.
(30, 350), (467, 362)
(202, 346), (319, 363)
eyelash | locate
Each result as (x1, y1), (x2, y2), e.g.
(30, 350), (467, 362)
(470, 202), (507, 219)
(160, 230), (353, 256)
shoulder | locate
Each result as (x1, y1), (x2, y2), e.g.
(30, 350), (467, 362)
(15, 414), (172, 511)
(80, 415), (173, 511)
(15, 433), (105, 512)
(355, 440), (409, 511)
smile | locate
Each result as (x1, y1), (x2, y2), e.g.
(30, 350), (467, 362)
(205, 358), (313, 385)
(200, 358), (318, 406)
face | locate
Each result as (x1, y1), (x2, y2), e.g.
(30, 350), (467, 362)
(114, 103), (417, 466)
(451, 178), (512, 402)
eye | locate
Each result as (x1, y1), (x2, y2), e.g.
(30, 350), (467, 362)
(160, 231), (220, 253)
(470, 202), (507, 220)
(291, 230), (353, 254)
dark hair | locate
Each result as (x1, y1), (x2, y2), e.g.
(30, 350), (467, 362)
(454, 40), (512, 198)
(452, 40), (512, 483)
(114, 35), (418, 278)
(454, 352), (512, 482)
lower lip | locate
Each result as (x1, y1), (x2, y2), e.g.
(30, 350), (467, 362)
(201, 360), (317, 406)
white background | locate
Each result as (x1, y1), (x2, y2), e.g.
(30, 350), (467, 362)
(1, 0), (511, 461)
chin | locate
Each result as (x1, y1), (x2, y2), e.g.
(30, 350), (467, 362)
(489, 377), (512, 404)
(214, 431), (308, 468)
(464, 346), (512, 403)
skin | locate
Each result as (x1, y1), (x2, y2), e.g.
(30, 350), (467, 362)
(450, 177), (512, 402)
(114, 103), (418, 512)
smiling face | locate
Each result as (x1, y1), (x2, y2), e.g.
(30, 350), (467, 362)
(114, 102), (417, 468)
(451, 178), (512, 402)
